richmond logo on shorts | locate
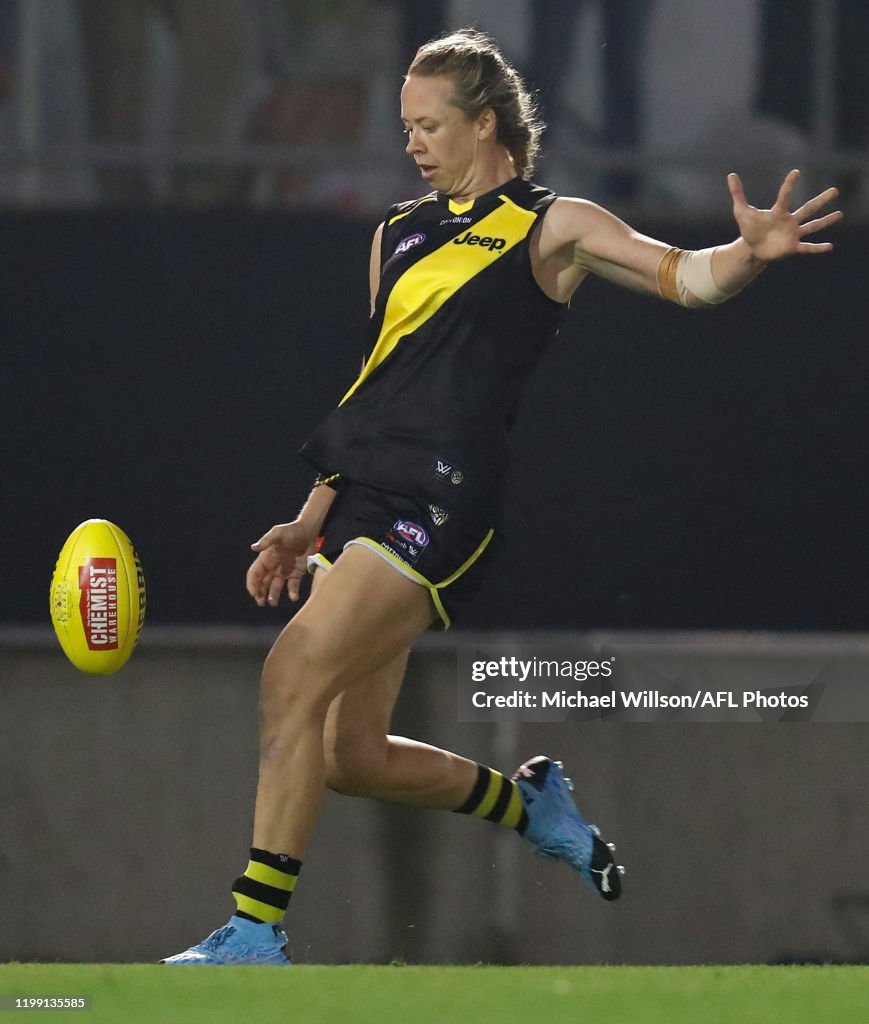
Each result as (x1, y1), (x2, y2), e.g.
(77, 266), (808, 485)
(428, 505), (449, 527)
(383, 519), (430, 565)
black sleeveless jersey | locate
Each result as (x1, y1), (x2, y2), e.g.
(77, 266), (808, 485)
(300, 175), (567, 526)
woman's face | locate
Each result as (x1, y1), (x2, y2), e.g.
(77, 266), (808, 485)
(400, 74), (486, 195)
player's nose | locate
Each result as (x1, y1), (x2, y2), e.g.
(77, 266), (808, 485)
(405, 128), (424, 156)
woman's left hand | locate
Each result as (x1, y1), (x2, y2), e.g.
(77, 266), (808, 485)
(728, 169), (842, 263)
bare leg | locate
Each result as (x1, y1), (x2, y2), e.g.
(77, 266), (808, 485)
(251, 544), (435, 857)
(323, 651), (481, 809)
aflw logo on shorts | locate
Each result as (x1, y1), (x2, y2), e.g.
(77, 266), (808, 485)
(78, 558), (119, 649)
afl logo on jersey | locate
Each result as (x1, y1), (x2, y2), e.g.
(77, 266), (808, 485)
(393, 232), (426, 257)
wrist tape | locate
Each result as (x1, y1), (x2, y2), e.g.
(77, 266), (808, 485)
(657, 247), (732, 306)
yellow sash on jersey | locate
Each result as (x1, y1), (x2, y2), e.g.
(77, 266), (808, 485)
(340, 194), (536, 406)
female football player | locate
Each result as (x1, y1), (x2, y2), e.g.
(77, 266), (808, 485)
(164, 28), (840, 964)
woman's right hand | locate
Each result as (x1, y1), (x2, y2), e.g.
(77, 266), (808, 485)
(246, 520), (316, 606)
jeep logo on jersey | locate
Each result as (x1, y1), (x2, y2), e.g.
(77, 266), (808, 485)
(393, 520), (429, 547)
(453, 231), (506, 252)
(393, 232), (426, 257)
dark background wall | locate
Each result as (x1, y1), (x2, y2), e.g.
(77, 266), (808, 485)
(5, 211), (866, 630)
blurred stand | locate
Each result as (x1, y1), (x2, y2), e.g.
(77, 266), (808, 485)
(246, 1), (406, 211)
(0, 0), (12, 195)
(526, 0), (652, 202)
(391, 0), (448, 65)
(78, 0), (252, 205)
(0, 1), (12, 101)
(0, 1), (865, 215)
(756, 0), (869, 208)
(1, 0), (94, 204)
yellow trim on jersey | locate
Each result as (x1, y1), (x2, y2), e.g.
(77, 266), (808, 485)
(387, 194), (438, 226)
(495, 191), (530, 217)
(500, 784), (526, 829)
(340, 199), (537, 406)
(448, 197), (475, 215)
(245, 860), (298, 892)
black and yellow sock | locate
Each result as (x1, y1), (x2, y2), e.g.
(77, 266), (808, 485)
(231, 848), (302, 924)
(453, 764), (529, 834)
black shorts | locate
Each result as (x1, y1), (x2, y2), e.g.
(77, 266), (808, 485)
(308, 480), (498, 630)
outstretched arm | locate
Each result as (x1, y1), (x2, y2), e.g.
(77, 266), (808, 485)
(540, 170), (841, 307)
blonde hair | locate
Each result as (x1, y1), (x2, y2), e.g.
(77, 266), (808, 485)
(407, 28), (544, 179)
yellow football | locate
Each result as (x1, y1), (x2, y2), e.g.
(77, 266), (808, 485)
(49, 519), (146, 675)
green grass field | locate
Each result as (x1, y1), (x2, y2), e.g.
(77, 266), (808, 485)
(0, 965), (865, 1024)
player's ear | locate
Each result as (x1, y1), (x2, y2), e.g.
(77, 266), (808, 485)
(477, 107), (496, 141)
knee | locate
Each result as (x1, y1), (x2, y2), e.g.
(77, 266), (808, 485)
(322, 725), (386, 796)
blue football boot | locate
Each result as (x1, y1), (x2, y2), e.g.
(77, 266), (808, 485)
(513, 755), (624, 901)
(160, 915), (292, 965)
